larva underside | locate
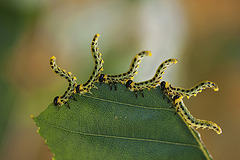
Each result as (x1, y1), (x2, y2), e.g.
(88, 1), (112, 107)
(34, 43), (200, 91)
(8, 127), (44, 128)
(99, 51), (152, 87)
(76, 34), (104, 94)
(126, 58), (178, 97)
(174, 95), (222, 134)
(161, 80), (219, 99)
(50, 56), (77, 107)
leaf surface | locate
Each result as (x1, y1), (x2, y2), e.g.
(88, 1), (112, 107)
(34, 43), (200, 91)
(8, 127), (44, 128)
(34, 83), (212, 160)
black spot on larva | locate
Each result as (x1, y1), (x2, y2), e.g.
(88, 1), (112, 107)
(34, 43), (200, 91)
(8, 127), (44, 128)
(201, 82), (205, 86)
(207, 82), (211, 84)
(207, 124), (210, 126)
(123, 73), (126, 76)
(92, 42), (95, 45)
(126, 80), (133, 88)
(160, 64), (163, 68)
(60, 74), (64, 77)
(213, 126), (216, 129)
(50, 62), (53, 65)
(53, 96), (60, 106)
(187, 117), (191, 120)
(160, 81), (166, 90)
(133, 58), (137, 62)
(177, 88), (180, 91)
(132, 63), (134, 68)
(150, 79), (153, 83)
(55, 71), (59, 74)
(191, 88), (194, 91)
(144, 81), (148, 84)
(92, 48), (95, 52)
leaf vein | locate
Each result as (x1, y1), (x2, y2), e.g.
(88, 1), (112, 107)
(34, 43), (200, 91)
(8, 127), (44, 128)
(40, 119), (200, 149)
(82, 94), (174, 111)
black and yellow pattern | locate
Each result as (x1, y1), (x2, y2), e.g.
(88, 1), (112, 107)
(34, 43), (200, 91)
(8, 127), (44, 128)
(50, 56), (77, 107)
(99, 51), (152, 87)
(76, 34), (104, 94)
(126, 58), (178, 97)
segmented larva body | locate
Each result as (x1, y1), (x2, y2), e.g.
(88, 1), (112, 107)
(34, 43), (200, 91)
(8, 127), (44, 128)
(173, 95), (222, 134)
(50, 56), (77, 106)
(160, 81), (219, 99)
(76, 34), (104, 94)
(99, 51), (152, 84)
(126, 58), (178, 95)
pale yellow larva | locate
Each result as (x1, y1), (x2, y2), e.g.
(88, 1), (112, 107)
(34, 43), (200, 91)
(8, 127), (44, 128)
(50, 56), (77, 107)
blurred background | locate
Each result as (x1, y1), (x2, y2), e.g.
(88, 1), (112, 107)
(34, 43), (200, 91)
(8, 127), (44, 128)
(0, 0), (239, 159)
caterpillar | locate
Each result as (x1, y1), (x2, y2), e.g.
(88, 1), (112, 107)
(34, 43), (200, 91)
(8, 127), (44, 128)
(98, 51), (152, 90)
(125, 58), (178, 97)
(160, 80), (219, 99)
(50, 56), (77, 107)
(173, 95), (222, 134)
(76, 34), (104, 94)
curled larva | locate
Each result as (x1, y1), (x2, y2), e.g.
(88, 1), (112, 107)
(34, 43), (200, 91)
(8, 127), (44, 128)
(98, 51), (152, 87)
(76, 34), (104, 94)
(173, 95), (222, 134)
(160, 80), (219, 99)
(50, 56), (77, 107)
(126, 58), (178, 97)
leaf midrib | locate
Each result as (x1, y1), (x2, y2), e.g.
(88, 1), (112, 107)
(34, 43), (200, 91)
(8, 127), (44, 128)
(38, 117), (200, 149)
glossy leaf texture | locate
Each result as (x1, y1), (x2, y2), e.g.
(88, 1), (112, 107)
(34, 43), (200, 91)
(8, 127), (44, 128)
(34, 83), (212, 160)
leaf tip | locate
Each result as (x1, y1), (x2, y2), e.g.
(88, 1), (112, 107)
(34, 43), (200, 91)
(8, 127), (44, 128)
(30, 114), (35, 119)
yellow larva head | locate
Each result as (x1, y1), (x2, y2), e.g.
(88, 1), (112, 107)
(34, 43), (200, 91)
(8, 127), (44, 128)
(50, 56), (56, 60)
(174, 59), (178, 64)
(96, 33), (100, 38)
(216, 126), (222, 134)
(148, 51), (152, 57)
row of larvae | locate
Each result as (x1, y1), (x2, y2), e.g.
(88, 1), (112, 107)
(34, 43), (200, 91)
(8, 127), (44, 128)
(49, 34), (222, 134)
(50, 33), (160, 107)
(159, 80), (222, 134)
(50, 33), (178, 106)
(50, 34), (103, 107)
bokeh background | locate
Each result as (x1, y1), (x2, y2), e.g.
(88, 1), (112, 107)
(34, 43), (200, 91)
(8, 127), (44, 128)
(0, 0), (239, 159)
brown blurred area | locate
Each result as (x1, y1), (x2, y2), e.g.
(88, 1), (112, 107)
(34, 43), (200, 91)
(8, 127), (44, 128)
(180, 1), (240, 160)
(0, 0), (239, 159)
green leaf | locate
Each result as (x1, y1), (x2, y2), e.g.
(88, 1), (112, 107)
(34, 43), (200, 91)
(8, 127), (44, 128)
(34, 83), (212, 160)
